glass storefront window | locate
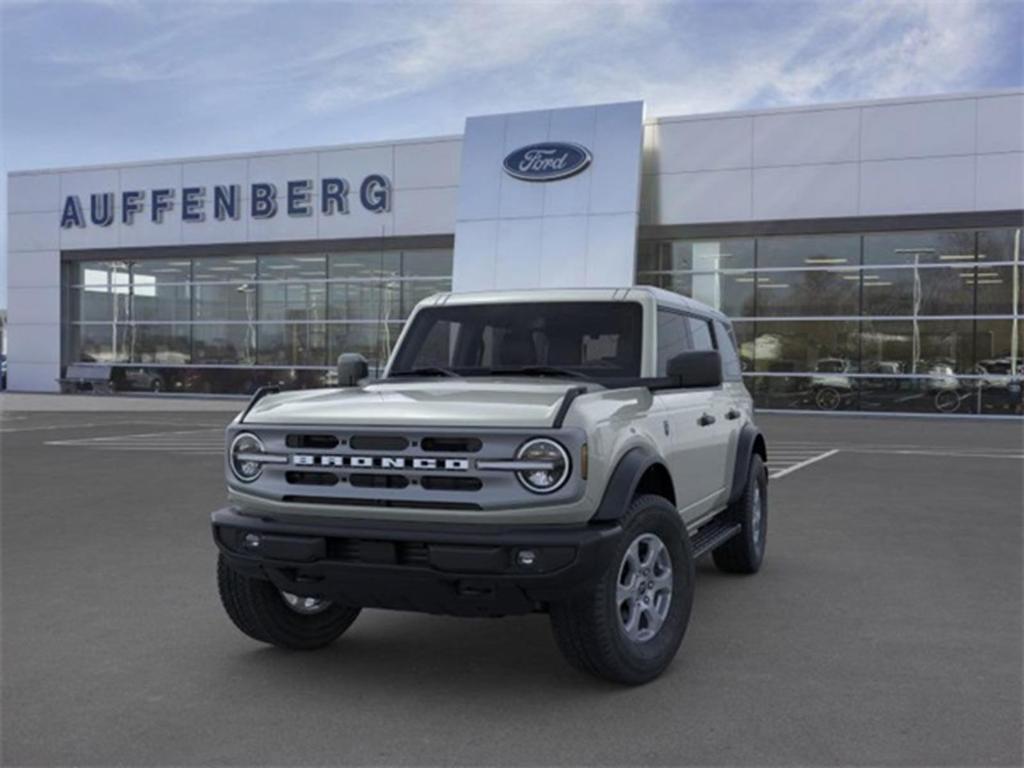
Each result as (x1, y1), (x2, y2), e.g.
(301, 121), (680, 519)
(638, 270), (755, 316)
(864, 230), (977, 265)
(637, 238), (755, 274)
(754, 269), (859, 317)
(192, 256), (257, 282)
(327, 322), (404, 371)
(328, 251), (401, 280)
(131, 324), (191, 364)
(756, 234), (859, 269)
(69, 324), (130, 364)
(192, 324), (256, 365)
(132, 259), (191, 285)
(637, 226), (1020, 415)
(861, 319), (975, 375)
(859, 265), (976, 316)
(746, 320), (859, 373)
(259, 282), (327, 322)
(258, 323), (327, 366)
(327, 280), (393, 322)
(193, 283), (256, 322)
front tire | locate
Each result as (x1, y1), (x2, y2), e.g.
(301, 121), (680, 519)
(549, 495), (695, 685)
(217, 555), (361, 650)
(713, 454), (768, 574)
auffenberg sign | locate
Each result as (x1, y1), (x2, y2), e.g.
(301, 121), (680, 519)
(59, 174), (392, 229)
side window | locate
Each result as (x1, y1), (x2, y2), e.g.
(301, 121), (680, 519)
(714, 320), (743, 381)
(656, 310), (692, 375)
(687, 317), (715, 352)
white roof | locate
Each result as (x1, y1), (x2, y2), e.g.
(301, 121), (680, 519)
(421, 286), (729, 323)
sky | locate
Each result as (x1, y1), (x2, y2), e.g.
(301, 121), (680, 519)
(1, 0), (1022, 306)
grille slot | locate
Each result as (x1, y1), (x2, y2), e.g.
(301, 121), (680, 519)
(398, 542), (430, 566)
(421, 476), (482, 492)
(349, 435), (409, 451)
(286, 434), (340, 450)
(350, 473), (410, 489)
(421, 437), (482, 453)
(285, 471), (339, 486)
(282, 495), (482, 511)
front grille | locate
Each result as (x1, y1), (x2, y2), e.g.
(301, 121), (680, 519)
(286, 471), (339, 486)
(350, 473), (410, 489)
(282, 495), (483, 511)
(238, 425), (585, 512)
(421, 476), (483, 492)
(350, 435), (409, 451)
(421, 436), (482, 453)
(286, 434), (340, 449)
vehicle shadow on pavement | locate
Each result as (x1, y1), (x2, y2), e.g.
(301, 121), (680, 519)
(208, 567), (748, 698)
(214, 612), (625, 693)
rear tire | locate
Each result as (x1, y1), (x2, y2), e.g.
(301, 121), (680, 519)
(549, 495), (695, 685)
(217, 555), (361, 650)
(713, 454), (768, 574)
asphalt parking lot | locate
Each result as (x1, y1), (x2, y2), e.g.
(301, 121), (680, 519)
(1, 400), (1021, 766)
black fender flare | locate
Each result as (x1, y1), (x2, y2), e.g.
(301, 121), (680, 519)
(728, 424), (767, 505)
(591, 446), (669, 522)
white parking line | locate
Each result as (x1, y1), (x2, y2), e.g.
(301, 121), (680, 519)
(770, 449), (840, 479)
(45, 427), (224, 454)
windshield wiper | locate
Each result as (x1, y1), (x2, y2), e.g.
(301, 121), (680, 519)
(388, 366), (461, 378)
(487, 366), (591, 380)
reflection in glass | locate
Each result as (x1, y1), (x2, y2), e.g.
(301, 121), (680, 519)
(861, 319), (974, 375)
(258, 323), (327, 366)
(756, 234), (859, 269)
(259, 282), (326, 322)
(70, 324), (130, 364)
(193, 324), (255, 365)
(859, 265), (974, 316)
(132, 324), (191, 364)
(754, 270), (858, 317)
(194, 282), (257, 322)
(637, 238), (755, 273)
(327, 322), (404, 371)
(192, 256), (257, 282)
(748, 321), (859, 373)
(864, 230), (976, 265)
(637, 270), (755, 316)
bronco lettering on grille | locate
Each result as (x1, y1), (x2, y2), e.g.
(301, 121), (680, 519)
(292, 455), (470, 471)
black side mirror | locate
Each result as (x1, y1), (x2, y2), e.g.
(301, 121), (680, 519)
(336, 353), (369, 387)
(666, 350), (723, 388)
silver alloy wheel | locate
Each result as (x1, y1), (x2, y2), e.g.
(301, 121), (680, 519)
(616, 532), (673, 643)
(280, 591), (332, 615)
(751, 484), (764, 549)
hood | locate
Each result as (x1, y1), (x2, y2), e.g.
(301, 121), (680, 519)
(243, 379), (591, 428)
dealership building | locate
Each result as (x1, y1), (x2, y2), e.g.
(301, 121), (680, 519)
(5, 90), (1022, 414)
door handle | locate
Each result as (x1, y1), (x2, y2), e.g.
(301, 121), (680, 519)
(698, 412), (716, 427)
(726, 408), (741, 420)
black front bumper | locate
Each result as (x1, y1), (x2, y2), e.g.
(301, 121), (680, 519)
(212, 507), (622, 617)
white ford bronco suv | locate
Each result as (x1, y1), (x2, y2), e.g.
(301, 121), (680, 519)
(212, 287), (768, 684)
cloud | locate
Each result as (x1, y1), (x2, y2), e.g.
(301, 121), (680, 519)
(294, 0), (1019, 118)
(302, 1), (660, 112)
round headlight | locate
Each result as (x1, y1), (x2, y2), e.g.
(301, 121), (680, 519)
(230, 432), (265, 483)
(516, 438), (570, 494)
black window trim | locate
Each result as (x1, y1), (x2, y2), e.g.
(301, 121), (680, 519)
(653, 304), (724, 391)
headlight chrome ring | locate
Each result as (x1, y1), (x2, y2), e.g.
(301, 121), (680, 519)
(230, 432), (266, 483)
(515, 438), (570, 494)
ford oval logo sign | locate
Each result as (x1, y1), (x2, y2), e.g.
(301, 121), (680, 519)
(503, 142), (592, 182)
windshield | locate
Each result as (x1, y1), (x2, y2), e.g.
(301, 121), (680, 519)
(389, 301), (643, 380)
